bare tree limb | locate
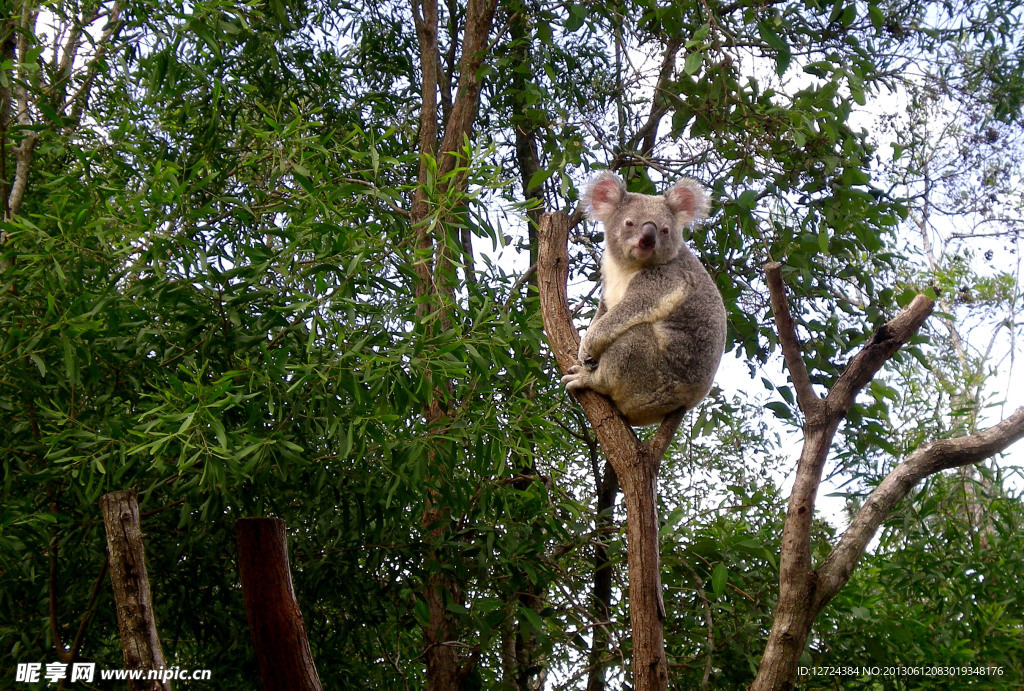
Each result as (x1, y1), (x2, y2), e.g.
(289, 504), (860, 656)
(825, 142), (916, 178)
(99, 488), (171, 691)
(408, 2), (499, 686)
(236, 518), (323, 691)
(764, 262), (822, 416)
(816, 406), (1024, 605)
(434, 0), (498, 182)
(410, 0), (441, 300)
(827, 293), (934, 416)
(648, 407), (687, 466)
(63, 2), (126, 126)
(626, 38), (683, 159)
(752, 262), (1024, 690)
(8, 1), (40, 222)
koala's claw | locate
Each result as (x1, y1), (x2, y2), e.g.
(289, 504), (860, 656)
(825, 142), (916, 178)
(561, 364), (591, 392)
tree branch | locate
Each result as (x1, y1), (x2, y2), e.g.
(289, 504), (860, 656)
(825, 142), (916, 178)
(539, 211), (686, 690)
(434, 0), (498, 181)
(816, 406), (1024, 605)
(236, 518), (323, 691)
(625, 38), (683, 158)
(827, 293), (935, 416)
(8, 1), (40, 222)
(99, 488), (171, 691)
(648, 407), (687, 465)
(63, 2), (126, 126)
(764, 262), (822, 416)
(537, 212), (631, 438)
(755, 265), (937, 690)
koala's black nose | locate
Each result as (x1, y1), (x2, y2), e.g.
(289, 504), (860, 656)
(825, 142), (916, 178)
(639, 222), (658, 250)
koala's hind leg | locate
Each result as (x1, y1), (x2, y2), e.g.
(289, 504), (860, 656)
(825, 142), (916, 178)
(583, 324), (679, 426)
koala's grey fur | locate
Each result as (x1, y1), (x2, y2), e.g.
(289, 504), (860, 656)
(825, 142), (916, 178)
(562, 172), (727, 426)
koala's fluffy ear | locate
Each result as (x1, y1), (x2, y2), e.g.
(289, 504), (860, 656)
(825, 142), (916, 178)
(583, 172), (625, 222)
(664, 179), (711, 226)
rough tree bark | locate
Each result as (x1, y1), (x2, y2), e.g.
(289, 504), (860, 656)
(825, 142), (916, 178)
(538, 211), (686, 691)
(750, 262), (1024, 690)
(99, 488), (171, 691)
(587, 456), (619, 691)
(236, 517), (322, 691)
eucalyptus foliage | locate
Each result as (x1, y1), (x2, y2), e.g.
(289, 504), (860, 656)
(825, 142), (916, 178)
(2, 0), (1022, 687)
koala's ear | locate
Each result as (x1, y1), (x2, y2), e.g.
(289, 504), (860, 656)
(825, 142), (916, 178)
(583, 172), (625, 222)
(665, 179), (711, 225)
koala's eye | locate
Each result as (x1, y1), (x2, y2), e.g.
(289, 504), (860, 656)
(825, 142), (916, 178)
(660, 226), (669, 234)
(625, 219), (635, 228)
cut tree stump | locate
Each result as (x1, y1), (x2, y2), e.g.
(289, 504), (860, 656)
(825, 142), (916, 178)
(236, 517), (322, 691)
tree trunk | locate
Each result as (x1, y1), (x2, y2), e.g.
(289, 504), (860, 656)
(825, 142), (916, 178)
(423, 567), (463, 691)
(587, 460), (618, 691)
(618, 452), (667, 690)
(408, 0), (499, 687)
(99, 488), (171, 691)
(750, 420), (837, 690)
(236, 517), (322, 691)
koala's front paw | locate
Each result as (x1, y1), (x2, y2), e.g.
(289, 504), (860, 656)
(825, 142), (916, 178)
(561, 364), (592, 392)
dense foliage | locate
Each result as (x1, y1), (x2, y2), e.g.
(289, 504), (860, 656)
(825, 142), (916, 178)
(2, 0), (1022, 687)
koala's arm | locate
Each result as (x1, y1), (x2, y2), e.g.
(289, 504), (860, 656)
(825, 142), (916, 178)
(582, 272), (688, 360)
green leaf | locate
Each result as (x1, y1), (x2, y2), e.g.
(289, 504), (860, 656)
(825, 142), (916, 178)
(527, 168), (554, 191)
(210, 417), (228, 449)
(177, 411), (196, 435)
(736, 189), (758, 210)
(712, 563), (728, 597)
(684, 51), (703, 76)
(565, 5), (587, 32)
(413, 598), (431, 627)
(519, 606), (544, 633)
(868, 3), (885, 29)
(29, 353), (46, 377)
(757, 22), (792, 74)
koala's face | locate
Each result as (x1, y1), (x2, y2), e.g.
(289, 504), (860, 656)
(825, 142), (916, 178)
(583, 172), (710, 268)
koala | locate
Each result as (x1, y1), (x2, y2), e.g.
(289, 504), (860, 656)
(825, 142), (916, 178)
(562, 172), (727, 426)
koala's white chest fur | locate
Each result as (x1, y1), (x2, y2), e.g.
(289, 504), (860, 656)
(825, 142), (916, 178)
(601, 256), (638, 309)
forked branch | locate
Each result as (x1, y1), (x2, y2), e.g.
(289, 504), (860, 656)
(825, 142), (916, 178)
(753, 262), (1024, 690)
(537, 211), (685, 461)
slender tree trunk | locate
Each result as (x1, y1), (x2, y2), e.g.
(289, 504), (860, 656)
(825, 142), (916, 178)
(408, 0), (498, 687)
(912, 210), (993, 546)
(618, 452), (667, 689)
(99, 488), (171, 691)
(587, 460), (618, 691)
(236, 518), (322, 691)
(422, 565), (463, 691)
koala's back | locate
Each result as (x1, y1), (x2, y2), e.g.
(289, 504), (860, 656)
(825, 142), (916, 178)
(602, 251), (726, 425)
